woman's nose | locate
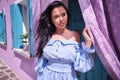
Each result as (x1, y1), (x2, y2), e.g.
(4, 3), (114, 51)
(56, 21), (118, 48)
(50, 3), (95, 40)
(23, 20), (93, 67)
(59, 16), (63, 21)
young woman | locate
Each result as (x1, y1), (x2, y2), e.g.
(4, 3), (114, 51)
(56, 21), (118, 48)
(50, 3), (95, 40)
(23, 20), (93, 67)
(34, 1), (95, 80)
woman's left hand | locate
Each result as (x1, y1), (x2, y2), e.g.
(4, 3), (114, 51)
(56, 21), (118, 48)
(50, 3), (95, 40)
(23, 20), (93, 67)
(83, 27), (92, 47)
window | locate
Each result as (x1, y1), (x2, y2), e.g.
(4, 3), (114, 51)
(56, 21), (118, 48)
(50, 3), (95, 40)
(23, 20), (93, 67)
(10, 0), (34, 57)
(0, 9), (7, 45)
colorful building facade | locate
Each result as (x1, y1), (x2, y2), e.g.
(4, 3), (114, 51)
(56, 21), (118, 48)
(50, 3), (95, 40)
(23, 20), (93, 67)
(0, 0), (36, 80)
(0, 0), (111, 80)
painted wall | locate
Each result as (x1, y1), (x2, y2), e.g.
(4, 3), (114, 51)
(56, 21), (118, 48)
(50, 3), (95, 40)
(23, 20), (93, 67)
(0, 0), (36, 80)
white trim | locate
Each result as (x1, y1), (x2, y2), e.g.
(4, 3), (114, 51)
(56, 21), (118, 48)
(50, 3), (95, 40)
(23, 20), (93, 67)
(0, 42), (6, 49)
(14, 0), (22, 4)
(15, 0), (27, 5)
(13, 48), (31, 59)
(22, 5), (28, 34)
(0, 8), (5, 14)
(2, 8), (5, 15)
(0, 42), (4, 45)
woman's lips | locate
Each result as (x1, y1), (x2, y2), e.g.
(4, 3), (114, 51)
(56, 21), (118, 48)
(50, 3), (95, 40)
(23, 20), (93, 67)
(59, 23), (64, 26)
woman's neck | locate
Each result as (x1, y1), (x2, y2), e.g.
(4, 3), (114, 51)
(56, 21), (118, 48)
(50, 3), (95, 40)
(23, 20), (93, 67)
(55, 28), (68, 35)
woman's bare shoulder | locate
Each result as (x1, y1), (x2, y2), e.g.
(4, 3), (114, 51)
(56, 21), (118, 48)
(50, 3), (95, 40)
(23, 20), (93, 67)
(69, 30), (80, 42)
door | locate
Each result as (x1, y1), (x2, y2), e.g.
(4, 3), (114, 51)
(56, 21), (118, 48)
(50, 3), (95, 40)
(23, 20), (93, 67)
(68, 0), (109, 80)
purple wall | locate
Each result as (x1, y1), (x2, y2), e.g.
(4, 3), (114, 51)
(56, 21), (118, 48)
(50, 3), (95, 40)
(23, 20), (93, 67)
(0, 0), (36, 80)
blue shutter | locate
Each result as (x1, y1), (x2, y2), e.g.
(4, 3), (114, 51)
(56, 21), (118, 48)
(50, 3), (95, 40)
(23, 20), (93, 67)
(0, 9), (6, 44)
(10, 4), (15, 48)
(2, 9), (7, 45)
(27, 0), (34, 56)
(10, 4), (23, 48)
(0, 13), (3, 42)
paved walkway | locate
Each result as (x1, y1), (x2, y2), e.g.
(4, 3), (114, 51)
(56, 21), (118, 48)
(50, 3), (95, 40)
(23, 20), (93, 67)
(0, 58), (21, 80)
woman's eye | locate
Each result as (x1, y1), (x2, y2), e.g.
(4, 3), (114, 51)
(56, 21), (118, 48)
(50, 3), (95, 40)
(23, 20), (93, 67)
(61, 13), (66, 17)
(53, 15), (59, 19)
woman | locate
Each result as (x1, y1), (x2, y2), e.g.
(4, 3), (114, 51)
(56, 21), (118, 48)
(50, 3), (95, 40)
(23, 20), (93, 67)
(34, 1), (95, 80)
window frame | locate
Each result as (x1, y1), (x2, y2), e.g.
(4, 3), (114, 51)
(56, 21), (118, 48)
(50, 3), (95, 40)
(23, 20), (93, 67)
(10, 0), (34, 57)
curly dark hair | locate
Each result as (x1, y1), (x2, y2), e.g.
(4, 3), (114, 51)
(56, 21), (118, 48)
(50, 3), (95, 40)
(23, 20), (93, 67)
(35, 1), (69, 58)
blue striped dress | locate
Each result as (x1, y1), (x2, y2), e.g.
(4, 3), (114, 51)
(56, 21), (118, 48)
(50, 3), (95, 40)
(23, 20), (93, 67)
(34, 40), (95, 80)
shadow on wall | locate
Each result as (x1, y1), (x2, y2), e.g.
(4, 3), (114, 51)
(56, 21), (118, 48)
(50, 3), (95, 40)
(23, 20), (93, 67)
(14, 52), (37, 80)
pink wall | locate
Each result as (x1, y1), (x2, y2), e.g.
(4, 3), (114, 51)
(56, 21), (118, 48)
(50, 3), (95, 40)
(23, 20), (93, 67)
(0, 0), (37, 80)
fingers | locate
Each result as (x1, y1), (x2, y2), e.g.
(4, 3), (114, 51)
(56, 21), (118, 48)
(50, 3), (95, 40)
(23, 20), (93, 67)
(83, 27), (92, 47)
(83, 27), (89, 35)
(83, 27), (91, 41)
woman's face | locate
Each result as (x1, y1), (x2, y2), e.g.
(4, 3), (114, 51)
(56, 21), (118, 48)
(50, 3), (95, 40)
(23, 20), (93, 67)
(51, 6), (68, 30)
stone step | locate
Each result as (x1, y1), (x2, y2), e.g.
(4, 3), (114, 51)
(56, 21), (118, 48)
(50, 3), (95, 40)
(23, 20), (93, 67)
(0, 58), (21, 80)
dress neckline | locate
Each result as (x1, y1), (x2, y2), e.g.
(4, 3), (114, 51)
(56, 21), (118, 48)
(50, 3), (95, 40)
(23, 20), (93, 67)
(48, 39), (79, 44)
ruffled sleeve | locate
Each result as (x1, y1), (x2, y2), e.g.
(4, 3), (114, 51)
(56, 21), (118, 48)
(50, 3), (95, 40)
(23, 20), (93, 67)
(34, 57), (48, 75)
(74, 42), (95, 73)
